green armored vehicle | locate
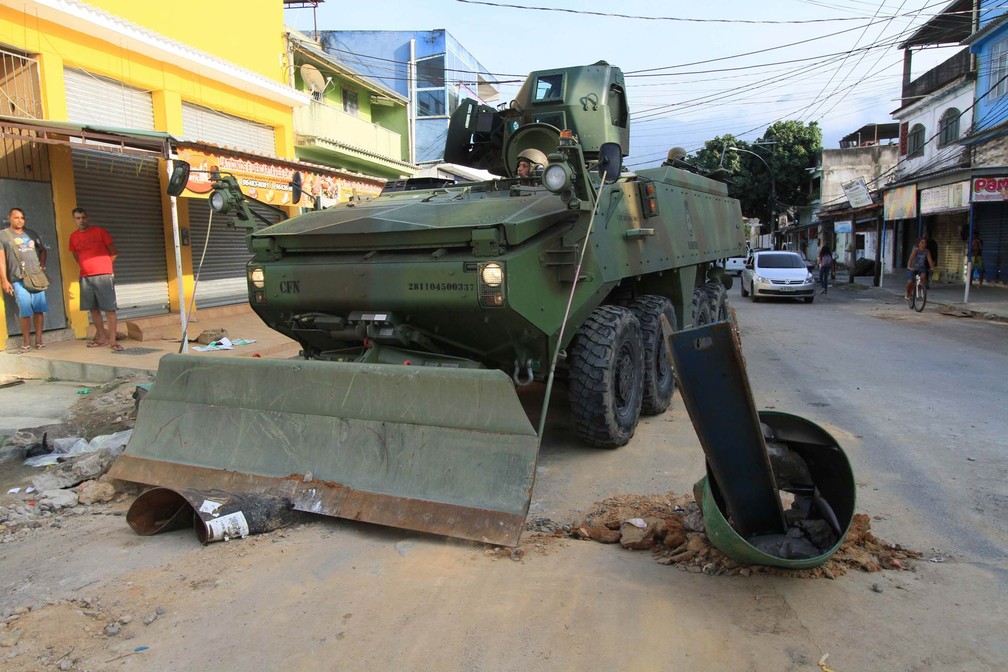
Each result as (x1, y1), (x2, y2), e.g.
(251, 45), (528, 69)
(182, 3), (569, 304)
(111, 62), (745, 546)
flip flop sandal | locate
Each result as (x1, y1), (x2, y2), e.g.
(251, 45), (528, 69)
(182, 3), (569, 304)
(110, 343), (124, 352)
(35, 344), (45, 350)
(86, 341), (107, 348)
(20, 345), (31, 352)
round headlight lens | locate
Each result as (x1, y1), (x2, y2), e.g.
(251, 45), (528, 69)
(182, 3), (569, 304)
(543, 164), (571, 193)
(250, 267), (265, 288)
(481, 262), (504, 287)
(209, 189), (227, 213)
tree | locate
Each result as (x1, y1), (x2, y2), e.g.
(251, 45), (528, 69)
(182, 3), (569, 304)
(689, 121), (822, 227)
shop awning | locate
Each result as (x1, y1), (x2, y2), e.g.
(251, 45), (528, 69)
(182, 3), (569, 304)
(0, 115), (172, 156)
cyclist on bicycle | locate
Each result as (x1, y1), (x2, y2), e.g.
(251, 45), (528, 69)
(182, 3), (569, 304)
(905, 238), (934, 301)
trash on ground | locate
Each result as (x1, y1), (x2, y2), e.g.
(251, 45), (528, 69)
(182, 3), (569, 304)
(192, 336), (256, 352)
(24, 429), (133, 467)
(126, 487), (298, 544)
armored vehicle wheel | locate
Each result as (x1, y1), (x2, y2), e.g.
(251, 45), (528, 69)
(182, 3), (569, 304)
(568, 305), (644, 448)
(692, 287), (714, 327)
(702, 281), (729, 322)
(630, 295), (677, 415)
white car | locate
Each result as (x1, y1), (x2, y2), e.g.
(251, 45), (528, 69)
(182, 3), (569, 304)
(740, 251), (816, 303)
(724, 255), (747, 275)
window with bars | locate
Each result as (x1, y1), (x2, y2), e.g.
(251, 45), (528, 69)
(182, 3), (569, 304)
(342, 88), (358, 116)
(0, 49), (42, 119)
(989, 38), (1008, 101)
(907, 123), (925, 158)
(937, 108), (960, 147)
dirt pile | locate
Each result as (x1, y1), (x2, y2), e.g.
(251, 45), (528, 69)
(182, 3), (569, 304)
(522, 492), (920, 578)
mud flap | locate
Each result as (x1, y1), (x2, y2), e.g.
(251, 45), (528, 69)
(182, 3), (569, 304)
(108, 355), (539, 546)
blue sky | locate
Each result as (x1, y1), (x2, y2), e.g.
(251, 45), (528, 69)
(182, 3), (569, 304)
(285, 0), (959, 168)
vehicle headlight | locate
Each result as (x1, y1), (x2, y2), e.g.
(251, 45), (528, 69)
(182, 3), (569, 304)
(543, 163), (572, 193)
(249, 267), (265, 288)
(805, 272), (814, 282)
(754, 274), (768, 284)
(478, 261), (505, 307)
(480, 261), (504, 287)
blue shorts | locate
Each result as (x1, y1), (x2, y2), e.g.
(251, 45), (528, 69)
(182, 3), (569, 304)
(906, 268), (926, 281)
(12, 281), (48, 318)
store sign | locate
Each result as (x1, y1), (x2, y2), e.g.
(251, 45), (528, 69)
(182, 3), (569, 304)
(883, 184), (917, 220)
(972, 176), (1008, 202)
(919, 181), (970, 214)
(834, 220), (852, 234)
(841, 176), (873, 208)
(176, 147), (382, 206)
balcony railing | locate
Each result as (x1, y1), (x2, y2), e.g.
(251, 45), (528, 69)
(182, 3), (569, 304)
(294, 102), (403, 161)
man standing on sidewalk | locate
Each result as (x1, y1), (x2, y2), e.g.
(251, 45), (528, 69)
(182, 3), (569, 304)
(69, 208), (121, 351)
(0, 207), (49, 351)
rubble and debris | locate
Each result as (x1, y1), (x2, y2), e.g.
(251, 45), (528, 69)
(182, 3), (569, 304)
(552, 492), (921, 578)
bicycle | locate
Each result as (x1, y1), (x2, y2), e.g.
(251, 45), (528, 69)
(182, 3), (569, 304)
(906, 271), (927, 312)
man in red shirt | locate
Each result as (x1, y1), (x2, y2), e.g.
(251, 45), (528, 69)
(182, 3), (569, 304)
(68, 208), (121, 351)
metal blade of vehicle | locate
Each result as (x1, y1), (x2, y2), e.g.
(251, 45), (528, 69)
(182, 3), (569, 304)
(108, 354), (539, 546)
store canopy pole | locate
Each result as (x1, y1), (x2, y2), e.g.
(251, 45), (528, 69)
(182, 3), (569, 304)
(166, 158), (189, 353)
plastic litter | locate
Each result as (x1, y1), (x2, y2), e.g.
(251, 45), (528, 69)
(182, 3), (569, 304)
(77, 388), (90, 394)
(192, 337), (257, 352)
(24, 429), (134, 467)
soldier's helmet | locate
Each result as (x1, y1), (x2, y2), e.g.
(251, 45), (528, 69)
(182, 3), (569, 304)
(516, 148), (549, 173)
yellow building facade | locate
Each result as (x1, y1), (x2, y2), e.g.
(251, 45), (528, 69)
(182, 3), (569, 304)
(0, 0), (324, 348)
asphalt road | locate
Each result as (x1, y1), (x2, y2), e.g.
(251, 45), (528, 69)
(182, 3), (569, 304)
(2, 284), (1006, 670)
(733, 281), (1008, 572)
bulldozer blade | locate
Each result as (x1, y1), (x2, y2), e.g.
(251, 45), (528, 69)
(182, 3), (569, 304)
(108, 354), (540, 546)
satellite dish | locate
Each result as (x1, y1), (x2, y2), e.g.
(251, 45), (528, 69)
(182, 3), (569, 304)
(300, 63), (326, 94)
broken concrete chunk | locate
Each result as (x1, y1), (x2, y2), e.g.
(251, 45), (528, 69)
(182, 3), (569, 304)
(31, 448), (118, 492)
(39, 489), (79, 511)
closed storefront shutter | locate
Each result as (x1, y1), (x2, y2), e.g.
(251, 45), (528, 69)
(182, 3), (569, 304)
(72, 149), (170, 317)
(181, 103), (276, 156)
(64, 69), (155, 129)
(931, 212), (966, 277)
(974, 202), (1007, 282)
(187, 199), (281, 307)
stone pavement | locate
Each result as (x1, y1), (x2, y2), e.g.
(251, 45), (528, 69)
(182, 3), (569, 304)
(0, 304), (300, 383)
(839, 271), (1008, 323)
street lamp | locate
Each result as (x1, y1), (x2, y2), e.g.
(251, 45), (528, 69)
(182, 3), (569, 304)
(728, 146), (776, 241)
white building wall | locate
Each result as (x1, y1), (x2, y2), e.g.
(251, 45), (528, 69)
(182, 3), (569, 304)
(893, 81), (973, 180)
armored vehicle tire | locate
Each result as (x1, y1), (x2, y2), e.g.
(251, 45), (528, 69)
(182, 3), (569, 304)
(568, 305), (644, 448)
(701, 281), (729, 322)
(630, 295), (677, 416)
(692, 287), (714, 327)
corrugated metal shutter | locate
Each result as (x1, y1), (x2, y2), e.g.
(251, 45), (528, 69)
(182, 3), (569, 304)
(64, 68), (155, 130)
(975, 203), (1006, 282)
(72, 149), (170, 317)
(181, 103), (276, 156)
(187, 199), (281, 307)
